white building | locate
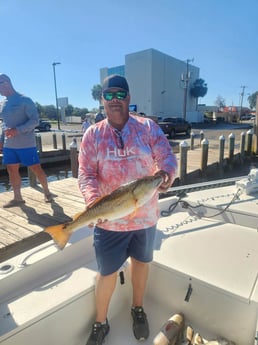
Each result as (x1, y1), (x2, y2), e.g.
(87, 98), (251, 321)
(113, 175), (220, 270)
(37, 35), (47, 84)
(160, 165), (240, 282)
(100, 48), (201, 121)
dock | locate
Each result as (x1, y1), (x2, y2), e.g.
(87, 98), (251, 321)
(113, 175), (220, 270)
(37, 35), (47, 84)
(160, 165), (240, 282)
(0, 178), (84, 262)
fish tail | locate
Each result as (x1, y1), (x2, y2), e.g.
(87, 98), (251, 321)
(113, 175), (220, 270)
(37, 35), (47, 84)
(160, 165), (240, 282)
(44, 224), (71, 250)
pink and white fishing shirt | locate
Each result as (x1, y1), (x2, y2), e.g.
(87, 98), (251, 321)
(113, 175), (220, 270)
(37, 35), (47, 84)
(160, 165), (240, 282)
(78, 114), (177, 231)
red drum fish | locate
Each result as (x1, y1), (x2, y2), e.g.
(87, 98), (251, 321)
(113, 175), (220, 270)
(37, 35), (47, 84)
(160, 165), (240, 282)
(45, 175), (163, 249)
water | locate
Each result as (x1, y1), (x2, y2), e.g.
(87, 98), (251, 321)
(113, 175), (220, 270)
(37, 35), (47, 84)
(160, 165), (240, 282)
(0, 163), (72, 193)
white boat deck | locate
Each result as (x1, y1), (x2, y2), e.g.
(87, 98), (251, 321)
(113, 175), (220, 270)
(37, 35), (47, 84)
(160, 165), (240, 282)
(0, 177), (258, 345)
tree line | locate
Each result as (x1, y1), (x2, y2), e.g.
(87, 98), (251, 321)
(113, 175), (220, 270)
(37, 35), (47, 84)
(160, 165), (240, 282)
(35, 85), (103, 120)
(35, 103), (91, 120)
(214, 92), (258, 110)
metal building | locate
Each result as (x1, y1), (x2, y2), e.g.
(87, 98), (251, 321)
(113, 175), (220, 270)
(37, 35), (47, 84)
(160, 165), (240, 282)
(100, 48), (200, 120)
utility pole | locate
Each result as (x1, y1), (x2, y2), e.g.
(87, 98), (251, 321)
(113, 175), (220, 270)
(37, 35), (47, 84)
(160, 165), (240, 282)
(253, 94), (258, 154)
(52, 62), (61, 130)
(181, 58), (194, 120)
(239, 85), (247, 119)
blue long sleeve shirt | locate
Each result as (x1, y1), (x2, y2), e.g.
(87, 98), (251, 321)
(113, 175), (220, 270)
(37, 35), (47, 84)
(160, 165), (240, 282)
(0, 92), (39, 148)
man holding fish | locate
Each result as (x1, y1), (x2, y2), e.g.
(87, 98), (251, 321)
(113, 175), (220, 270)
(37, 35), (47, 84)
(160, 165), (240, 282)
(78, 75), (177, 344)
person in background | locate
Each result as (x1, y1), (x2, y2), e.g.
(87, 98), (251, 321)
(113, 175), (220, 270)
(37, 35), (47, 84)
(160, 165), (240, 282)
(95, 111), (105, 123)
(82, 117), (90, 133)
(78, 74), (177, 345)
(0, 73), (53, 208)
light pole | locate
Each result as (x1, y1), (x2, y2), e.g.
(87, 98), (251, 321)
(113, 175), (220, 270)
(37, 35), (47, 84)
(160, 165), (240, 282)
(52, 62), (61, 130)
(181, 58), (194, 120)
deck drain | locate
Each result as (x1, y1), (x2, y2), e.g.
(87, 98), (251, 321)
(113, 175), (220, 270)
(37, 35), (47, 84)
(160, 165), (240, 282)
(0, 264), (14, 274)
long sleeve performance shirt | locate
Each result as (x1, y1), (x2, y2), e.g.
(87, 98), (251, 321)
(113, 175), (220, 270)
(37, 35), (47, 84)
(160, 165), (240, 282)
(78, 114), (177, 231)
(0, 92), (39, 148)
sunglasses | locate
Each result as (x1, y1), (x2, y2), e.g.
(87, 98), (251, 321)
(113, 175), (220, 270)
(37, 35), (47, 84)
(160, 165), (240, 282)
(103, 91), (128, 101)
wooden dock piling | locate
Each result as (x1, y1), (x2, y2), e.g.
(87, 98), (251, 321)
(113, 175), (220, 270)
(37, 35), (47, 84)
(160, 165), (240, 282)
(200, 138), (209, 175)
(190, 131), (195, 150)
(179, 141), (188, 183)
(246, 129), (253, 155)
(228, 133), (235, 163)
(70, 138), (78, 178)
(52, 132), (57, 149)
(240, 132), (246, 162)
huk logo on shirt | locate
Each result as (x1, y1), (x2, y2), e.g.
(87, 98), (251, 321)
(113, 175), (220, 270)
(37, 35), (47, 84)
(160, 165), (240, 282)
(106, 146), (136, 158)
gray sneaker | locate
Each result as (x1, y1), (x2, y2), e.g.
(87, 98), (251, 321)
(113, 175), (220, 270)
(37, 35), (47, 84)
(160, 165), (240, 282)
(131, 306), (149, 341)
(86, 320), (110, 345)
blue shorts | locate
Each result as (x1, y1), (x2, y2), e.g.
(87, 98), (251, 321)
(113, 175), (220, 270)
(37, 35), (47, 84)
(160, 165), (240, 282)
(3, 147), (40, 166)
(93, 225), (156, 276)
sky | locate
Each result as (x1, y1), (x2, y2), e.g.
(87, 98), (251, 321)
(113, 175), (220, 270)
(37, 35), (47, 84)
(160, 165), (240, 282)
(1, 0), (257, 111)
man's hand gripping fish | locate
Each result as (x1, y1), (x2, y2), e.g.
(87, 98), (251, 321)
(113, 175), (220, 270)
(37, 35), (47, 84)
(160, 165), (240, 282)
(44, 175), (163, 250)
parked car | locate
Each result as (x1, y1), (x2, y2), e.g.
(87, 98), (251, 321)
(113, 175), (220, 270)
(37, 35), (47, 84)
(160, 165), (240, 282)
(35, 119), (51, 132)
(240, 114), (252, 121)
(136, 112), (159, 123)
(158, 117), (191, 138)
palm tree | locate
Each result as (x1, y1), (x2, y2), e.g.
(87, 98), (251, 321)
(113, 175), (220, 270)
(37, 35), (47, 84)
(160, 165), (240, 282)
(190, 78), (208, 110)
(91, 84), (102, 106)
(247, 91), (258, 110)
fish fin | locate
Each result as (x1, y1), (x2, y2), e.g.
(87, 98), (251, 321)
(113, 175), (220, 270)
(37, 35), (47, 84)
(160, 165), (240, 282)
(128, 207), (138, 219)
(87, 196), (105, 208)
(44, 224), (71, 250)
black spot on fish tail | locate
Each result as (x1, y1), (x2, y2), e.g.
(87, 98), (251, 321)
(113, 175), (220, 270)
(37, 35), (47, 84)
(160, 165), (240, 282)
(63, 222), (70, 229)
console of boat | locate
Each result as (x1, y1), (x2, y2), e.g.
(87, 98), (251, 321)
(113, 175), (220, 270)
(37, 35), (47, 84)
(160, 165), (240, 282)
(1, 171), (258, 345)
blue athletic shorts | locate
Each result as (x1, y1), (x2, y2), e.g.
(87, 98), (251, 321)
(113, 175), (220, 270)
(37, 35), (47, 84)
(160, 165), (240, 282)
(3, 147), (40, 166)
(93, 225), (156, 276)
